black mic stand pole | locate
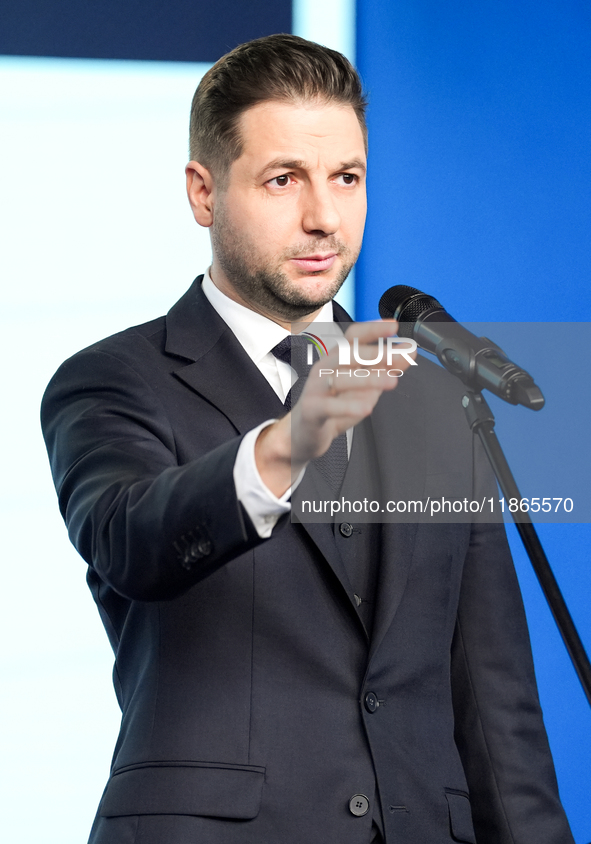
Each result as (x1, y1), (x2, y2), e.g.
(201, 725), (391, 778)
(462, 389), (591, 708)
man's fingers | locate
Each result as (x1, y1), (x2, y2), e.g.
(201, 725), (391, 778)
(310, 368), (400, 398)
(294, 384), (386, 444)
(343, 318), (399, 344)
(289, 320), (419, 464)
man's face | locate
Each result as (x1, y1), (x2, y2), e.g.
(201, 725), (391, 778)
(209, 99), (367, 323)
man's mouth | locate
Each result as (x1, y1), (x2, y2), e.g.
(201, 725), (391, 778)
(289, 253), (337, 273)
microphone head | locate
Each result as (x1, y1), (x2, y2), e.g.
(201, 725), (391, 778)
(379, 285), (443, 323)
(378, 286), (545, 411)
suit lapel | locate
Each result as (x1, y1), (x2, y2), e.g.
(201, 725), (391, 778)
(366, 377), (426, 657)
(369, 523), (419, 659)
(175, 341), (286, 435)
(165, 277), (286, 432)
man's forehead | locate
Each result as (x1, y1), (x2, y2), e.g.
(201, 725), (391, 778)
(234, 98), (366, 170)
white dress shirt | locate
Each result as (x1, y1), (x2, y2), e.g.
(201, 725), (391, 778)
(201, 270), (335, 538)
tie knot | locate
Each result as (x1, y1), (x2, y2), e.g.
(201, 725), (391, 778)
(271, 334), (317, 377)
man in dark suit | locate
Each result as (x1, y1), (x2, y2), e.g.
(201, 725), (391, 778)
(41, 34), (574, 844)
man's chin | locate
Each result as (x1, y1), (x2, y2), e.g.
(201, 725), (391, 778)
(257, 279), (337, 321)
(277, 288), (341, 315)
(281, 267), (350, 302)
(218, 257), (353, 321)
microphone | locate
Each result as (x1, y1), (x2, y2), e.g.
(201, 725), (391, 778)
(378, 285), (544, 410)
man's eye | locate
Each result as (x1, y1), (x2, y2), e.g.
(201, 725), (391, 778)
(270, 174), (291, 187)
(339, 173), (357, 185)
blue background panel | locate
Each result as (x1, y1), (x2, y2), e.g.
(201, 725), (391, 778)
(356, 0), (591, 322)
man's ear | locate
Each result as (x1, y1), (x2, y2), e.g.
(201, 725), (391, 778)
(185, 161), (216, 227)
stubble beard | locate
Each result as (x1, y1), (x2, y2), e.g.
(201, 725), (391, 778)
(211, 204), (358, 321)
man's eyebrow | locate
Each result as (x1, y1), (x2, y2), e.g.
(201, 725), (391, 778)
(256, 159), (307, 179)
(338, 158), (367, 174)
(256, 157), (367, 180)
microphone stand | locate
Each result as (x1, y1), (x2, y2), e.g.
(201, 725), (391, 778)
(462, 389), (591, 708)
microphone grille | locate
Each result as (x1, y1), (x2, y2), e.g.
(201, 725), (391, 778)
(379, 285), (443, 324)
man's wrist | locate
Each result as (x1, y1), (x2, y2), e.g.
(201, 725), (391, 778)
(255, 416), (306, 498)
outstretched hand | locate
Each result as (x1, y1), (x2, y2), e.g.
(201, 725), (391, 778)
(255, 321), (417, 497)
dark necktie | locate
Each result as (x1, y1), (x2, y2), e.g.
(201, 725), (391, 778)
(271, 335), (348, 493)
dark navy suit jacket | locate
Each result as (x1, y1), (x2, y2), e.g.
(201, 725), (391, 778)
(41, 277), (574, 844)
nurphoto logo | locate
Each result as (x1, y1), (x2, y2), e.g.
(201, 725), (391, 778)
(302, 331), (418, 380)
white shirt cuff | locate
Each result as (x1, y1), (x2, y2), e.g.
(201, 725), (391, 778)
(234, 420), (305, 539)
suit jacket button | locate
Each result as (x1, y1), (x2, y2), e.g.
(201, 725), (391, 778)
(364, 691), (379, 713)
(339, 522), (353, 537)
(191, 539), (212, 558)
(349, 794), (370, 817)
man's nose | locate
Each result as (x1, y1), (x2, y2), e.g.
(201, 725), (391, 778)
(301, 184), (341, 236)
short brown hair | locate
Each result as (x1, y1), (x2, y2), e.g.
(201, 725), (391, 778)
(189, 34), (367, 183)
